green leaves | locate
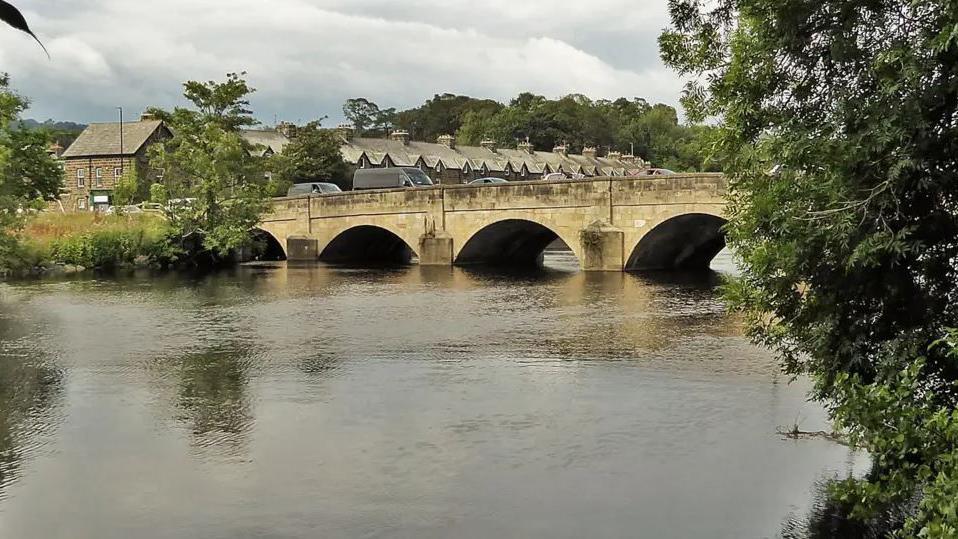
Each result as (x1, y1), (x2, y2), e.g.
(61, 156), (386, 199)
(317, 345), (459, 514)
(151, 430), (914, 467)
(0, 76), (64, 272)
(0, 1), (47, 57)
(147, 73), (267, 260)
(272, 121), (350, 192)
(662, 0), (958, 534)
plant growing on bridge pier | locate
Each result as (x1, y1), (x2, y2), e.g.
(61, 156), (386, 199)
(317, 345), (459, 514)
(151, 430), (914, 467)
(662, 0), (958, 535)
(147, 73), (268, 261)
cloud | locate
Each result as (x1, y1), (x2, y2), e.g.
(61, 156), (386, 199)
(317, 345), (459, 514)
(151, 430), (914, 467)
(0, 0), (683, 125)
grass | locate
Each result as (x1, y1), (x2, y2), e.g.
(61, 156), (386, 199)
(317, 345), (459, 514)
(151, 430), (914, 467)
(16, 212), (174, 269)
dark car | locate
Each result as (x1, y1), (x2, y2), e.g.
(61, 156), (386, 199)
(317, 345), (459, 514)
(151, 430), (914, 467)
(353, 167), (434, 190)
(287, 182), (342, 196)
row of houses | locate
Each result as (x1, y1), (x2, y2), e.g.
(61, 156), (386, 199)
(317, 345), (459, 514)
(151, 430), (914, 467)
(58, 116), (651, 211)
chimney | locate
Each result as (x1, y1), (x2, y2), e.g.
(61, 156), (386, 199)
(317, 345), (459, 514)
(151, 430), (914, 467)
(517, 140), (534, 154)
(336, 123), (354, 141)
(140, 111), (157, 122)
(47, 142), (64, 158)
(437, 134), (456, 149)
(276, 121), (298, 139)
(582, 146), (597, 159)
(620, 153), (636, 164)
(390, 129), (411, 145)
(607, 150), (622, 160)
(480, 139), (497, 153)
(552, 143), (568, 156)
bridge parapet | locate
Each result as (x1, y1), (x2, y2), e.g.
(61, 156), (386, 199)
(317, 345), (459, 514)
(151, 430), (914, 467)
(259, 174), (728, 271)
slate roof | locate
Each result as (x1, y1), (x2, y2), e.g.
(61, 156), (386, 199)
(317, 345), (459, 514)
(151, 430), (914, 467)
(240, 129), (292, 157)
(339, 136), (649, 176)
(61, 120), (167, 158)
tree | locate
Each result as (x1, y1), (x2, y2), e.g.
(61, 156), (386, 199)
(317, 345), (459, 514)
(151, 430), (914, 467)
(393, 94), (503, 142)
(112, 168), (139, 208)
(0, 75), (63, 271)
(342, 98), (381, 136)
(661, 0), (958, 535)
(272, 121), (351, 192)
(148, 73), (267, 259)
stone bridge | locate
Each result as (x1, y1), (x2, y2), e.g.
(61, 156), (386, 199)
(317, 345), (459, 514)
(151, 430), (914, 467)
(258, 174), (727, 272)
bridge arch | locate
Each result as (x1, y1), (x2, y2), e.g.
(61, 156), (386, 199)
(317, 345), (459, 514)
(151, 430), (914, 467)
(454, 218), (583, 267)
(250, 228), (287, 260)
(626, 213), (727, 271)
(319, 224), (418, 265)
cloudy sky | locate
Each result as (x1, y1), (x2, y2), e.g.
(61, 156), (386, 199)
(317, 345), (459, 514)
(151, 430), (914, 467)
(0, 0), (684, 126)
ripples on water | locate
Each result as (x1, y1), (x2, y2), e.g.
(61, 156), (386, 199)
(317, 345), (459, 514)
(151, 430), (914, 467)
(0, 250), (864, 538)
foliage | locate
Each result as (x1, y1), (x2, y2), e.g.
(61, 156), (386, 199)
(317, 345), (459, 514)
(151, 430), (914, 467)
(19, 212), (174, 270)
(661, 0), (958, 535)
(349, 92), (719, 171)
(0, 74), (64, 274)
(147, 72), (268, 259)
(342, 97), (395, 138)
(149, 182), (168, 205)
(12, 119), (85, 151)
(112, 168), (139, 207)
(393, 93), (503, 142)
(271, 121), (351, 193)
(0, 1), (46, 56)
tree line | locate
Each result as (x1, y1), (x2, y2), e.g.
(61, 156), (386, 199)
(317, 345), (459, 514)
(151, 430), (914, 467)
(343, 93), (719, 172)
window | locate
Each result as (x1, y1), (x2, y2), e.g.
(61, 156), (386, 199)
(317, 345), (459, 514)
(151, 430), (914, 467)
(76, 169), (85, 188)
(77, 198), (87, 210)
(95, 168), (103, 187)
(114, 167), (122, 178)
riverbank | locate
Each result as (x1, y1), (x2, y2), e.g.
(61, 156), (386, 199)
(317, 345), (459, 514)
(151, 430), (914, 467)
(0, 212), (175, 279)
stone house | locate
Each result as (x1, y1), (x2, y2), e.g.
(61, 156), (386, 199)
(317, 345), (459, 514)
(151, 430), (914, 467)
(234, 124), (649, 185)
(60, 118), (172, 211)
(338, 129), (649, 185)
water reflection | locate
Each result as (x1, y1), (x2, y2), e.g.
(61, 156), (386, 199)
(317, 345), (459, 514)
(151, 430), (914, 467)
(157, 345), (255, 458)
(0, 252), (866, 538)
(0, 305), (63, 501)
(780, 473), (909, 538)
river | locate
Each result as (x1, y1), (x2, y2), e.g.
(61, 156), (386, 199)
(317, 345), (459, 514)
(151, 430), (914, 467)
(0, 251), (863, 538)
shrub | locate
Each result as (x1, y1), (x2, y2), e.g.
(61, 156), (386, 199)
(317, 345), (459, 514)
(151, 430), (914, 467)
(25, 213), (173, 270)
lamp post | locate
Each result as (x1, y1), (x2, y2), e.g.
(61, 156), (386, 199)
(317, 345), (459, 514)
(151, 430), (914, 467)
(117, 107), (124, 174)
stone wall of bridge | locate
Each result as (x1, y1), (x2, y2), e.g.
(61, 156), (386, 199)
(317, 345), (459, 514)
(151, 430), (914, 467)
(258, 174), (727, 272)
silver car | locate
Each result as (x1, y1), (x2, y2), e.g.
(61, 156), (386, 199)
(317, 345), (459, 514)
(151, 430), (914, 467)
(469, 177), (509, 185)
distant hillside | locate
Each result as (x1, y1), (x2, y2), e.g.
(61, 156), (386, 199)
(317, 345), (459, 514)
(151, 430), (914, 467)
(11, 119), (87, 151)
(15, 118), (87, 132)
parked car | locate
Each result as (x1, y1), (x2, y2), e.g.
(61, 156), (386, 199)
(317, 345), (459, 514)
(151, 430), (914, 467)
(287, 182), (342, 196)
(469, 177), (509, 185)
(542, 172), (567, 182)
(644, 168), (676, 176)
(353, 167), (434, 190)
(104, 205), (144, 215)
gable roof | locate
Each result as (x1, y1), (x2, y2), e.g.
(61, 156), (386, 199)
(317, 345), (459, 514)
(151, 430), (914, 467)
(340, 136), (652, 175)
(62, 120), (167, 158)
(240, 129), (292, 157)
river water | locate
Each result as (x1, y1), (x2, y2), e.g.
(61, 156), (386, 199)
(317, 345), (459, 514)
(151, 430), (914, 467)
(0, 251), (862, 538)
